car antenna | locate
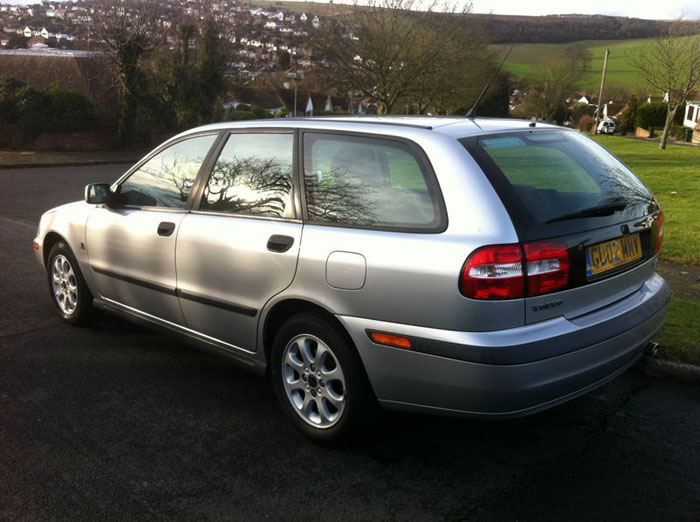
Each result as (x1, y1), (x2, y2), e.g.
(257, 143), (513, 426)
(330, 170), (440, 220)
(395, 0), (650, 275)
(465, 28), (523, 119)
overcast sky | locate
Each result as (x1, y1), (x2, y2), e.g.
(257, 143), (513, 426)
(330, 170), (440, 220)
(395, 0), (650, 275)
(2, 0), (699, 20)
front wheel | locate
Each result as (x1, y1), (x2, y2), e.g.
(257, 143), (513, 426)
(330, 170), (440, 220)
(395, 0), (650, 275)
(271, 313), (379, 445)
(47, 241), (95, 325)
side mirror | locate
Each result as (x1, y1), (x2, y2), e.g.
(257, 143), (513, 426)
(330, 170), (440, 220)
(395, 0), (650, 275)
(85, 183), (112, 205)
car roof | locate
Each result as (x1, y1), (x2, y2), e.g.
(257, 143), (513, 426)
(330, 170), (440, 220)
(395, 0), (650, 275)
(179, 116), (562, 142)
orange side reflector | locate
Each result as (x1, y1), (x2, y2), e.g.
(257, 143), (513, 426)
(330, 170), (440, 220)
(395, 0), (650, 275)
(370, 332), (411, 349)
(32, 242), (39, 250)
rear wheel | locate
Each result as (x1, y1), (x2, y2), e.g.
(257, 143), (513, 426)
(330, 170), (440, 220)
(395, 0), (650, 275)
(47, 241), (95, 325)
(271, 312), (379, 445)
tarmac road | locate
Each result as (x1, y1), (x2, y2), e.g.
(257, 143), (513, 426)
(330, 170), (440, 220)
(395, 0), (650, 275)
(1, 164), (699, 521)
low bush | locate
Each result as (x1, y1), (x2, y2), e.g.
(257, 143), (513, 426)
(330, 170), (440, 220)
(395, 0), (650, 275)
(0, 79), (105, 147)
(669, 126), (688, 141)
(637, 101), (667, 130)
(228, 110), (258, 121)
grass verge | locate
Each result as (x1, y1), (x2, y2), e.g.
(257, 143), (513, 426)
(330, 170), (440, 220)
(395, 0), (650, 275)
(0, 150), (143, 167)
(656, 298), (700, 366)
(591, 136), (700, 265)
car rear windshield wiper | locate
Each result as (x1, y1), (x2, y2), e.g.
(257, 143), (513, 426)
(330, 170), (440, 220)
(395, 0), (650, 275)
(546, 199), (628, 223)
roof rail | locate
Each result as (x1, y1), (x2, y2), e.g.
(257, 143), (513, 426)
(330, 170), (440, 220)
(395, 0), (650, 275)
(284, 116), (434, 130)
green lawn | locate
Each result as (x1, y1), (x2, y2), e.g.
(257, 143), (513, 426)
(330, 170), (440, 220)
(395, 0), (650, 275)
(590, 137), (699, 365)
(591, 136), (700, 265)
(492, 38), (656, 92)
(657, 298), (700, 366)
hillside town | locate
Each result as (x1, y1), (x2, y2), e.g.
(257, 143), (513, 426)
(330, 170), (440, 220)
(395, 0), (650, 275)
(0, 0), (699, 152)
(0, 0), (323, 77)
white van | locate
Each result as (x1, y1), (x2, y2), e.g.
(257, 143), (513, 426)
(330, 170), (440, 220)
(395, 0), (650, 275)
(598, 120), (616, 134)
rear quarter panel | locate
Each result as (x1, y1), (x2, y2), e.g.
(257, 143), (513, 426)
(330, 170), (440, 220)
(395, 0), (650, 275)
(276, 130), (525, 332)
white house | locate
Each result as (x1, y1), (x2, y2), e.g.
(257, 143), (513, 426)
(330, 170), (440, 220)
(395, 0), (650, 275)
(683, 100), (700, 129)
(23, 26), (32, 38)
(312, 16), (320, 29)
(305, 96), (313, 116)
(40, 27), (49, 39)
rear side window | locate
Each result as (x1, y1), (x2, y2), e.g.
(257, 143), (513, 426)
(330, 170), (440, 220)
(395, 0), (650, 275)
(303, 133), (442, 230)
(462, 131), (654, 229)
(199, 133), (294, 218)
(118, 134), (217, 208)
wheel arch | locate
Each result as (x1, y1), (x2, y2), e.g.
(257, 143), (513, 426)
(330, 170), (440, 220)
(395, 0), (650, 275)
(42, 231), (68, 268)
(262, 299), (357, 370)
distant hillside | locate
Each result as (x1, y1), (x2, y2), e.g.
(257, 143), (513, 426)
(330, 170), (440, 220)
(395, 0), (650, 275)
(251, 2), (700, 44)
(493, 39), (658, 93)
(472, 14), (700, 44)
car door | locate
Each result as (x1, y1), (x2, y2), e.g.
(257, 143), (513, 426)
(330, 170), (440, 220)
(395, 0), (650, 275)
(175, 130), (301, 352)
(86, 133), (219, 324)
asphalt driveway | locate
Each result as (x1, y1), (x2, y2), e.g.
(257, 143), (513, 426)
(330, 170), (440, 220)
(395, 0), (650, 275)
(1, 164), (699, 521)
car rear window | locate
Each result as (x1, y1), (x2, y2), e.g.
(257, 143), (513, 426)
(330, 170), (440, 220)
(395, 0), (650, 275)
(461, 130), (655, 239)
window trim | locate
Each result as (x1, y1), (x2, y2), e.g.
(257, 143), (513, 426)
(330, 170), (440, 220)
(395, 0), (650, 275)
(298, 129), (448, 234)
(189, 128), (301, 222)
(110, 131), (225, 212)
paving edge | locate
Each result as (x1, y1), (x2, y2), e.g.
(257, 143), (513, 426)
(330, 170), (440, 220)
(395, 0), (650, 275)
(0, 160), (138, 169)
(644, 357), (700, 384)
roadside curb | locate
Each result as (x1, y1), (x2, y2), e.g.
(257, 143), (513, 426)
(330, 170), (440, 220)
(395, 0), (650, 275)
(614, 135), (699, 148)
(644, 357), (700, 384)
(0, 160), (138, 170)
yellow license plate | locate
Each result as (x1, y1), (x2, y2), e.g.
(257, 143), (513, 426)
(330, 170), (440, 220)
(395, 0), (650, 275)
(586, 234), (642, 277)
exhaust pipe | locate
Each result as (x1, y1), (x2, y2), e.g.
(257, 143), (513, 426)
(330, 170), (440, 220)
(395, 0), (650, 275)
(645, 342), (659, 357)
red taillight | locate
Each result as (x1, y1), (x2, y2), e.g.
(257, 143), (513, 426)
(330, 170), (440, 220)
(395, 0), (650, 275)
(653, 211), (664, 254)
(523, 242), (569, 296)
(459, 242), (570, 300)
(459, 245), (524, 299)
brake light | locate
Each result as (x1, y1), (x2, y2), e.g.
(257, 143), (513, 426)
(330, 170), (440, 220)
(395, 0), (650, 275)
(524, 242), (569, 296)
(459, 242), (570, 300)
(653, 211), (664, 254)
(459, 245), (524, 299)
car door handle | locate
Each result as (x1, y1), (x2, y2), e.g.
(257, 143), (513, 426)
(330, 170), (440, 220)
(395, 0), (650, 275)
(157, 221), (176, 237)
(267, 234), (294, 253)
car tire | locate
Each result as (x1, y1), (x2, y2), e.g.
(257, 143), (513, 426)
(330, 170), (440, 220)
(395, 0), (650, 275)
(47, 241), (95, 325)
(271, 312), (380, 445)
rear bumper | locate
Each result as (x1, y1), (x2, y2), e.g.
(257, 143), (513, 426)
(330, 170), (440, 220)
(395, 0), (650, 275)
(338, 273), (669, 417)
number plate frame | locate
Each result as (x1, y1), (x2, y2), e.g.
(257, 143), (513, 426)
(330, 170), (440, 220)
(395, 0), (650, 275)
(586, 234), (643, 278)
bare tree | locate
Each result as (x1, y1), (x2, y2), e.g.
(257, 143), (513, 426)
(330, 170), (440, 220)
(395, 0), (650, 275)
(516, 62), (582, 123)
(315, 0), (475, 114)
(630, 24), (700, 149)
(94, 0), (163, 144)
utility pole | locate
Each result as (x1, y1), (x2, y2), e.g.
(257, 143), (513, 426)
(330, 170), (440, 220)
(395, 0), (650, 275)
(594, 48), (610, 135)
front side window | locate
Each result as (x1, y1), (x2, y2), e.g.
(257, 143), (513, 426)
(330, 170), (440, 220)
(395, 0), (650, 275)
(303, 133), (441, 229)
(200, 133), (294, 218)
(118, 134), (217, 208)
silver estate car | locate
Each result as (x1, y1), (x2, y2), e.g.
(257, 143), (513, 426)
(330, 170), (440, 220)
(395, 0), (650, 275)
(33, 117), (669, 444)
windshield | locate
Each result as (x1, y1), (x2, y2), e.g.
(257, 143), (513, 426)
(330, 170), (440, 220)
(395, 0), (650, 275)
(461, 130), (656, 237)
